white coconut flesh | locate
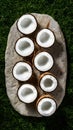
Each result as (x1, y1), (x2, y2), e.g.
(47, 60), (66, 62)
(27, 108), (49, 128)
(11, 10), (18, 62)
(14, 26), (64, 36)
(40, 75), (57, 92)
(18, 84), (38, 103)
(34, 52), (54, 72)
(17, 14), (37, 34)
(15, 37), (34, 57)
(37, 98), (56, 116)
(36, 29), (55, 48)
(13, 62), (32, 81)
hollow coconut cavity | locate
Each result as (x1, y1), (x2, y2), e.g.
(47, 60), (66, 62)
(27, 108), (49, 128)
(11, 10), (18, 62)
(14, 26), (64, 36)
(36, 29), (55, 48)
(18, 84), (38, 103)
(15, 37), (34, 57)
(17, 14), (37, 35)
(37, 97), (56, 116)
(40, 74), (57, 92)
(13, 62), (32, 81)
(34, 52), (54, 72)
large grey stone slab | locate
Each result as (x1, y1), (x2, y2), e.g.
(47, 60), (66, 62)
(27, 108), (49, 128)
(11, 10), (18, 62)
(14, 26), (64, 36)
(5, 13), (67, 117)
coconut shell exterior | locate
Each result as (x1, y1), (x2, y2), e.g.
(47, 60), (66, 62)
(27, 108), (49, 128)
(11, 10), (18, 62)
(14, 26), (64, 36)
(5, 13), (67, 117)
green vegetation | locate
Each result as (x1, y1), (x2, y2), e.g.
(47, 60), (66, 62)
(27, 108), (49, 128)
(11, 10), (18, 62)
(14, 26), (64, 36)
(0, 0), (73, 129)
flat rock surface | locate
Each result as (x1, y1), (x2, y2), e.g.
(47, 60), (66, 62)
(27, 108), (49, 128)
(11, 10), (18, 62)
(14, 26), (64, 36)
(5, 13), (67, 117)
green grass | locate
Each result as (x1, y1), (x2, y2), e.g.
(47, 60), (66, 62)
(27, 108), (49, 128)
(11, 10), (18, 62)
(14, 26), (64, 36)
(0, 0), (73, 129)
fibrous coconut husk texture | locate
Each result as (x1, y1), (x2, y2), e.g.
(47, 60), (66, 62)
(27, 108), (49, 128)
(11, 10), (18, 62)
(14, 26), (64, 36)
(5, 13), (67, 117)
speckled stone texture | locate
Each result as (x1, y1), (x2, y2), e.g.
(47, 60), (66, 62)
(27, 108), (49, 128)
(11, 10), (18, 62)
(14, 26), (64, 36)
(5, 13), (67, 117)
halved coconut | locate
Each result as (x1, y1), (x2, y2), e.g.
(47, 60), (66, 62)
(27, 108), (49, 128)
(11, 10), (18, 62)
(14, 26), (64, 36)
(15, 37), (34, 57)
(36, 29), (55, 48)
(17, 14), (37, 35)
(13, 62), (32, 81)
(40, 74), (57, 92)
(34, 52), (54, 72)
(37, 96), (57, 116)
(18, 84), (38, 103)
